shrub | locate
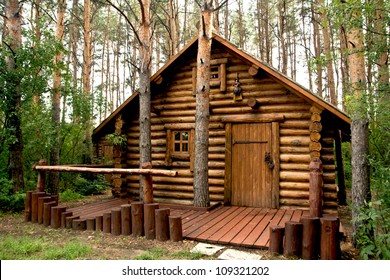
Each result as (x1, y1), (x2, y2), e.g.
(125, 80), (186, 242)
(73, 175), (110, 196)
(0, 178), (25, 212)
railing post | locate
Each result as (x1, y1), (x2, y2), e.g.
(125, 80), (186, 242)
(36, 159), (47, 192)
(309, 158), (323, 217)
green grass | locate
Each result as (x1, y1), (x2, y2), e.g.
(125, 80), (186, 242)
(0, 236), (92, 260)
(133, 247), (206, 260)
(133, 247), (166, 260)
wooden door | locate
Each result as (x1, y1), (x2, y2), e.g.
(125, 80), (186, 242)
(231, 123), (273, 207)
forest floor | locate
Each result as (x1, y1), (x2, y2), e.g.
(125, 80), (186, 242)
(0, 191), (360, 260)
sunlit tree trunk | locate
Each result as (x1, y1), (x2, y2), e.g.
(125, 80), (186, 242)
(194, 0), (214, 207)
(48, 0), (66, 194)
(312, 0), (323, 97)
(4, 0), (24, 193)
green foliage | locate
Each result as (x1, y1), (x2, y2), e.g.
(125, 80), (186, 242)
(172, 249), (204, 260)
(0, 178), (25, 212)
(59, 189), (84, 202)
(72, 175), (110, 196)
(106, 133), (127, 148)
(0, 236), (92, 260)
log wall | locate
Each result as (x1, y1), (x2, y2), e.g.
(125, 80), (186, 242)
(115, 45), (338, 211)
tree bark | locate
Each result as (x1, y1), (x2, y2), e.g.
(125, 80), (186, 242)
(139, 0), (152, 201)
(83, 0), (92, 164)
(312, 0), (323, 97)
(193, 1), (213, 207)
(345, 0), (370, 246)
(49, 0), (66, 194)
(4, 0), (24, 193)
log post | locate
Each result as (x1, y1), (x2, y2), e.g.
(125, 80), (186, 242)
(320, 216), (340, 260)
(269, 226), (285, 256)
(131, 202), (144, 237)
(103, 212), (111, 233)
(284, 221), (303, 258)
(144, 203), (159, 240)
(61, 212), (73, 228)
(31, 192), (46, 223)
(95, 215), (103, 231)
(121, 205), (132, 235)
(72, 219), (86, 230)
(66, 216), (79, 229)
(141, 162), (153, 204)
(43, 201), (57, 227)
(86, 218), (96, 231)
(37, 196), (51, 224)
(36, 159), (47, 192)
(169, 216), (183, 242)
(155, 208), (170, 242)
(24, 191), (33, 222)
(309, 158), (323, 217)
(111, 208), (122, 236)
(50, 206), (66, 229)
(301, 216), (320, 260)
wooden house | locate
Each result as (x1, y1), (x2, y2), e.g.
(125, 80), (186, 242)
(92, 34), (350, 215)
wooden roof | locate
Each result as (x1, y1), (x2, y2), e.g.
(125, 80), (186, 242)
(93, 33), (350, 138)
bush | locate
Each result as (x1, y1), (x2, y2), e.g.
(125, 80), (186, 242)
(73, 175), (110, 196)
(59, 189), (83, 202)
(0, 178), (26, 212)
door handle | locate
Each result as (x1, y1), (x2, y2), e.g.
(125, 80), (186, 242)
(265, 152), (274, 170)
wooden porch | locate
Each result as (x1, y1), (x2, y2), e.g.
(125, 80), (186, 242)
(66, 198), (309, 249)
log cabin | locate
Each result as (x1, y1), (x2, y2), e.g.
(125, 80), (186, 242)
(92, 33), (350, 215)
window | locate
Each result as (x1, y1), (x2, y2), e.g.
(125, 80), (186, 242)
(173, 131), (189, 154)
(210, 66), (219, 80)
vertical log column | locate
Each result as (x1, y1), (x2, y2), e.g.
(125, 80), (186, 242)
(169, 216), (183, 242)
(269, 226), (285, 256)
(284, 221), (303, 258)
(155, 208), (170, 241)
(131, 202), (144, 237)
(301, 216), (320, 260)
(121, 205), (132, 235)
(112, 114), (126, 197)
(320, 216), (340, 260)
(309, 158), (323, 217)
(31, 192), (46, 223)
(38, 197), (52, 224)
(144, 203), (159, 240)
(309, 106), (323, 218)
(111, 208), (122, 236)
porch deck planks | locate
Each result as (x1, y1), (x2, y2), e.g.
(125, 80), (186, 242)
(66, 199), (313, 249)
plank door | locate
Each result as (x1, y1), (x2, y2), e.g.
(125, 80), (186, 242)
(231, 123), (273, 207)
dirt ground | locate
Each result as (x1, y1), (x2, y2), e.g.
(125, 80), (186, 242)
(0, 192), (360, 260)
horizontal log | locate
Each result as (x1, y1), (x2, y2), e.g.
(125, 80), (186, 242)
(309, 142), (322, 152)
(311, 114), (322, 122)
(310, 122), (323, 132)
(310, 132), (321, 142)
(280, 136), (311, 147)
(127, 189), (224, 201)
(280, 190), (309, 199)
(280, 171), (310, 182)
(213, 113), (285, 123)
(280, 129), (310, 136)
(280, 120), (310, 129)
(279, 182), (309, 190)
(34, 165), (177, 176)
(280, 163), (309, 171)
(279, 198), (309, 207)
(323, 184), (337, 191)
(280, 146), (310, 153)
(280, 154), (311, 163)
(209, 96), (304, 107)
(211, 104), (310, 115)
(127, 175), (224, 186)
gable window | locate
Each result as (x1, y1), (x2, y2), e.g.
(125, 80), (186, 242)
(173, 131), (189, 154)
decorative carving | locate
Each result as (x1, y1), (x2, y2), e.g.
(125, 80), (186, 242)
(233, 73), (242, 101)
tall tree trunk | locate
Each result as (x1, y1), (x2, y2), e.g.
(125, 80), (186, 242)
(83, 0), (92, 164)
(70, 0), (80, 121)
(312, 0), (323, 97)
(345, 0), (370, 247)
(49, 0), (66, 194)
(214, 0), (220, 33)
(4, 0), (24, 193)
(339, 21), (349, 111)
(301, 1), (313, 91)
(194, 0), (213, 207)
(237, 0), (244, 48)
(278, 0), (287, 74)
(139, 0), (152, 201)
(320, 1), (337, 105)
(375, 0), (389, 102)
(33, 0), (41, 104)
(224, 0), (229, 39)
(256, 0), (264, 60)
